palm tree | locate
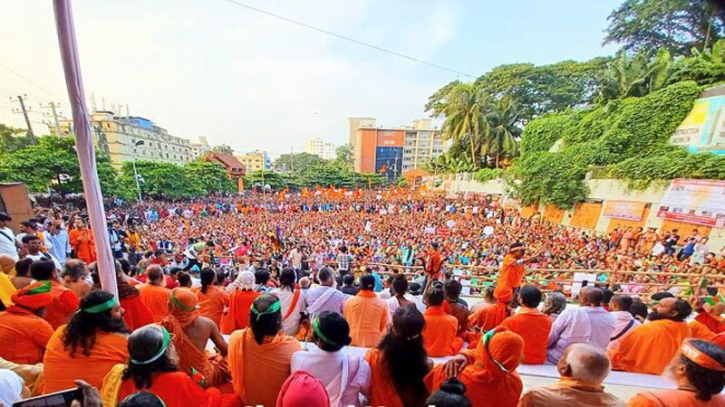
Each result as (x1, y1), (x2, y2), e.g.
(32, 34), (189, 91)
(597, 49), (672, 103)
(483, 96), (521, 168)
(440, 83), (489, 166)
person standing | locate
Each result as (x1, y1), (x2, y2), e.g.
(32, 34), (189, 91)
(0, 214), (18, 261)
(44, 220), (70, 266)
(497, 243), (539, 306)
(69, 218), (96, 265)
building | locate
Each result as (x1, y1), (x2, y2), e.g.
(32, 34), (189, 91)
(204, 152), (246, 193)
(190, 136), (211, 159)
(235, 150), (271, 172)
(51, 111), (197, 168)
(304, 137), (337, 160)
(350, 118), (445, 179)
(348, 117), (376, 146)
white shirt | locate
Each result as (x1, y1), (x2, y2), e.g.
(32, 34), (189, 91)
(291, 344), (371, 407)
(0, 227), (18, 261)
(271, 287), (306, 336)
(26, 251), (62, 271)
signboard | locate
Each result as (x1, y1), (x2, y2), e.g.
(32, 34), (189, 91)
(668, 91), (725, 154)
(603, 201), (646, 221)
(657, 179), (725, 228)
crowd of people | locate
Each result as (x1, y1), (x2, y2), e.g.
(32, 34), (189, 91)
(0, 192), (723, 406)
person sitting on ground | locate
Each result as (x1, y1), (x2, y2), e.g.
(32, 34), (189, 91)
(542, 291), (567, 323)
(428, 326), (524, 407)
(629, 300), (648, 324)
(609, 296), (692, 375)
(305, 266), (347, 320)
(385, 274), (423, 318)
(228, 294), (301, 407)
(422, 281), (463, 357)
(43, 290), (129, 394)
(365, 305), (430, 407)
(159, 288), (230, 387)
(0, 255), (16, 308)
(191, 268), (229, 328)
(607, 294), (640, 352)
(469, 286), (495, 313)
(102, 260), (153, 332)
(548, 287), (615, 364)
(62, 259), (92, 300)
(345, 274), (389, 347)
(518, 343), (624, 407)
(137, 265), (171, 323)
(30, 260), (79, 329)
(501, 285), (552, 365)
(291, 311), (370, 407)
(109, 324), (231, 407)
(221, 270), (260, 334)
(177, 272), (193, 289)
(468, 283), (514, 348)
(0, 281), (55, 365)
(276, 370), (330, 407)
(627, 339), (725, 406)
(444, 279), (469, 337)
(425, 378), (472, 407)
(271, 267), (306, 336)
(340, 274), (359, 296)
(0, 369), (29, 407)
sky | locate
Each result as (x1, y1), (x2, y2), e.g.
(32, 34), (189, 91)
(0, 0), (623, 158)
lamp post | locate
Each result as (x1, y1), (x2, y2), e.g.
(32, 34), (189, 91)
(132, 140), (144, 202)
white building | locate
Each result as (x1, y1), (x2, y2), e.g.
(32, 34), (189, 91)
(305, 137), (337, 160)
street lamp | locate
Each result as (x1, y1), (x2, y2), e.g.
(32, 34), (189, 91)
(132, 140), (144, 203)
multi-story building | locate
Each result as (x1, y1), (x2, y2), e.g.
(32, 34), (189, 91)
(350, 118), (445, 179)
(52, 111), (197, 168)
(190, 136), (211, 159)
(235, 150), (271, 172)
(304, 137), (337, 160)
(348, 117), (376, 146)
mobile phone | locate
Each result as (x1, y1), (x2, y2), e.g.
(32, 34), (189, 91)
(13, 388), (82, 407)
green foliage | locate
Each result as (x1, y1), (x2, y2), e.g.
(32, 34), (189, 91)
(608, 149), (725, 188)
(118, 159), (235, 199)
(596, 49), (674, 103)
(0, 124), (33, 153)
(473, 168), (504, 182)
(211, 144), (234, 155)
(513, 81), (702, 208)
(243, 170), (289, 190)
(273, 153), (326, 173)
(604, 0), (722, 56)
(425, 154), (477, 174)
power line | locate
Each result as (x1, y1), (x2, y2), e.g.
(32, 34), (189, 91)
(0, 59), (66, 101)
(219, 0), (475, 78)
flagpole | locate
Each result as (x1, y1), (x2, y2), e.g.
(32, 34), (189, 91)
(53, 0), (118, 298)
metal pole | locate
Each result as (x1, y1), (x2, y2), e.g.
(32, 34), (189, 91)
(17, 95), (36, 140)
(53, 0), (117, 298)
(132, 154), (142, 203)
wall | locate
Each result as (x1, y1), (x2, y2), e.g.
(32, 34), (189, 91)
(0, 183), (33, 232)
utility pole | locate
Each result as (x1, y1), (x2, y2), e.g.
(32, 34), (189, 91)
(12, 95), (36, 140)
(42, 102), (62, 136)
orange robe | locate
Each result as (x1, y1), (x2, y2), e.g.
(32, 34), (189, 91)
(694, 310), (725, 334)
(498, 254), (524, 288)
(68, 229), (97, 264)
(425, 328), (524, 407)
(688, 320), (716, 341)
(344, 290), (389, 347)
(138, 283), (172, 322)
(608, 319), (691, 375)
(228, 328), (301, 407)
(221, 289), (260, 335)
(365, 348), (406, 407)
(422, 306), (463, 357)
(118, 372), (230, 407)
(628, 389), (725, 406)
(43, 325), (128, 394)
(0, 306), (54, 364)
(192, 286), (229, 328)
(44, 280), (80, 330)
(500, 308), (552, 364)
(119, 294), (153, 331)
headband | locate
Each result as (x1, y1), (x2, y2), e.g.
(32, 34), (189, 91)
(171, 292), (195, 312)
(483, 329), (509, 373)
(83, 298), (119, 314)
(130, 327), (171, 365)
(120, 392), (167, 407)
(312, 317), (337, 346)
(251, 300), (281, 315)
(681, 339), (725, 372)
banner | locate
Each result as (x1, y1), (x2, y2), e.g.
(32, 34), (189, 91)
(657, 179), (725, 228)
(602, 201), (646, 221)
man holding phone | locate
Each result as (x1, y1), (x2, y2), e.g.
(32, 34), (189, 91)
(497, 243), (540, 307)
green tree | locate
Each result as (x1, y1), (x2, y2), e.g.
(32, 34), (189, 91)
(439, 83), (489, 166)
(483, 96), (521, 168)
(331, 144), (354, 172)
(243, 170), (288, 190)
(597, 49), (673, 102)
(0, 123), (33, 153)
(184, 160), (236, 195)
(273, 152), (326, 173)
(212, 144), (234, 155)
(604, 0), (723, 56)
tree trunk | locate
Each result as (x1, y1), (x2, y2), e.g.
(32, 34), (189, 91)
(495, 152), (500, 168)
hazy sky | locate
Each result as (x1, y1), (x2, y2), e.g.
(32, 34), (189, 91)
(0, 0), (622, 157)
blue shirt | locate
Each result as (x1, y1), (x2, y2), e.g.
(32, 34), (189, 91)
(44, 229), (70, 265)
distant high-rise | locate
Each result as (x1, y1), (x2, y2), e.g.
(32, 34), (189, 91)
(305, 137), (337, 160)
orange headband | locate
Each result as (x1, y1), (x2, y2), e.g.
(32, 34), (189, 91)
(681, 339), (725, 372)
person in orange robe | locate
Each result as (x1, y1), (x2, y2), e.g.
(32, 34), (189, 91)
(496, 243), (539, 306)
(422, 282), (463, 357)
(160, 288), (230, 387)
(627, 339), (725, 407)
(138, 265), (172, 323)
(106, 325), (238, 407)
(109, 260), (153, 332)
(42, 290), (129, 394)
(688, 319), (716, 341)
(500, 285), (552, 364)
(0, 281), (55, 364)
(192, 268), (230, 328)
(221, 271), (260, 335)
(30, 260), (79, 329)
(366, 305), (431, 407)
(608, 297), (692, 374)
(68, 218), (96, 265)
(692, 295), (725, 335)
(344, 274), (389, 347)
(228, 294), (301, 407)
(468, 283), (513, 348)
(426, 326), (524, 407)
(714, 332), (725, 349)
